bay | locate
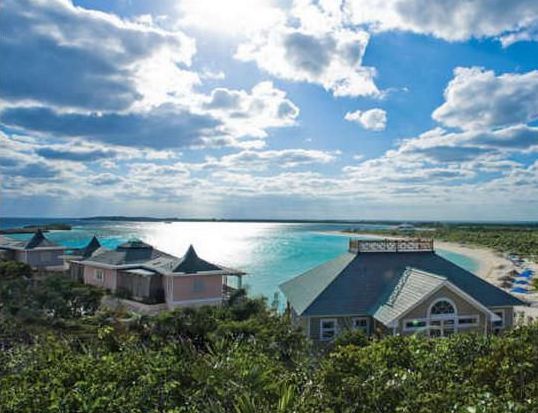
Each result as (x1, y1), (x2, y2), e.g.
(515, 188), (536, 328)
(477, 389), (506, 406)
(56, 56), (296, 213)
(0, 218), (478, 300)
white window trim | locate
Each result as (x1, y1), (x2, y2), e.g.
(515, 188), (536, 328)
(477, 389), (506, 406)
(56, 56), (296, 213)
(351, 317), (369, 333)
(428, 297), (458, 318)
(320, 318), (337, 341)
(403, 318), (428, 332)
(493, 309), (505, 329)
(456, 315), (480, 328)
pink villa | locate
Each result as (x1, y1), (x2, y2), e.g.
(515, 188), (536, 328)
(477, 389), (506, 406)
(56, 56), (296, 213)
(65, 238), (245, 309)
(0, 229), (65, 269)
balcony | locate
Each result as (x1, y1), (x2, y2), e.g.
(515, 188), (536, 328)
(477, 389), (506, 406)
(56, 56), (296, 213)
(349, 238), (434, 254)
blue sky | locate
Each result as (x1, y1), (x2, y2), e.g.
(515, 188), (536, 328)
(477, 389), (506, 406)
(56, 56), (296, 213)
(1, 0), (537, 220)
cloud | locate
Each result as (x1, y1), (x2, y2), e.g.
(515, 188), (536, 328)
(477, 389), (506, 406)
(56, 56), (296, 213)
(88, 173), (123, 186)
(36, 146), (119, 162)
(202, 82), (300, 139)
(235, 1), (379, 97)
(0, 105), (224, 149)
(0, 0), (196, 112)
(345, 0), (538, 45)
(432, 67), (538, 131)
(200, 149), (338, 171)
(345, 108), (387, 131)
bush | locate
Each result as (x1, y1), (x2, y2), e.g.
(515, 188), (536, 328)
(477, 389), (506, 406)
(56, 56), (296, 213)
(0, 260), (32, 279)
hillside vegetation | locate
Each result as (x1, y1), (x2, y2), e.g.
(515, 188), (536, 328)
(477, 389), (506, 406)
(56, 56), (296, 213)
(2, 266), (538, 412)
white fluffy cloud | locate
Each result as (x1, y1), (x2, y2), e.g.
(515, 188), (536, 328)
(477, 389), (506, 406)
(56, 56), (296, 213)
(202, 82), (300, 139)
(345, 108), (387, 131)
(235, 0), (379, 97)
(0, 0), (196, 112)
(0, 0), (302, 151)
(345, 0), (538, 45)
(433, 67), (538, 131)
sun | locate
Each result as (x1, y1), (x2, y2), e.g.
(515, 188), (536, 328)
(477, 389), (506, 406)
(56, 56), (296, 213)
(178, 0), (285, 36)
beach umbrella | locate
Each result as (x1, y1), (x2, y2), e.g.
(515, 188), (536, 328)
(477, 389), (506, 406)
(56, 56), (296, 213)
(514, 279), (529, 285)
(510, 287), (528, 294)
(519, 270), (533, 278)
(499, 275), (515, 282)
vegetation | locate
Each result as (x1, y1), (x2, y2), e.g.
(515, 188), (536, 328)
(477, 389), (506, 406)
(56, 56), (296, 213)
(0, 260), (32, 279)
(2, 268), (538, 412)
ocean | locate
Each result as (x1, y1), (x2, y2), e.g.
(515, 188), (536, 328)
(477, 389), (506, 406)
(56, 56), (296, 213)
(0, 218), (478, 300)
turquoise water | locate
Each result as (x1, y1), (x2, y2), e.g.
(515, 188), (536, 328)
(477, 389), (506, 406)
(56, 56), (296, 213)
(1, 219), (478, 300)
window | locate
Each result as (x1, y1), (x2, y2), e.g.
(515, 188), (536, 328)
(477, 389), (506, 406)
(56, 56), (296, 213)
(95, 269), (104, 281)
(404, 319), (427, 331)
(193, 278), (205, 293)
(493, 310), (505, 330)
(428, 298), (457, 338)
(430, 300), (456, 315)
(352, 317), (369, 334)
(320, 319), (337, 341)
(458, 315), (479, 327)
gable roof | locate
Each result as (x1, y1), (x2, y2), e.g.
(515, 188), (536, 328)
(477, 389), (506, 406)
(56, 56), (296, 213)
(279, 251), (524, 317)
(373, 267), (446, 326)
(25, 229), (61, 249)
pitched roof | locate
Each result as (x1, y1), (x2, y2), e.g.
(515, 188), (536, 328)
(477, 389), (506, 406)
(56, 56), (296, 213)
(24, 229), (61, 249)
(279, 251), (524, 317)
(84, 239), (176, 267)
(81, 241), (245, 276)
(80, 236), (101, 258)
(373, 268), (446, 326)
(170, 245), (244, 275)
(279, 253), (356, 316)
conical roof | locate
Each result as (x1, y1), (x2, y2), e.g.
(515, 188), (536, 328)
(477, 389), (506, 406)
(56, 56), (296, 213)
(117, 239), (153, 249)
(171, 245), (223, 274)
(81, 235), (101, 258)
(24, 229), (59, 249)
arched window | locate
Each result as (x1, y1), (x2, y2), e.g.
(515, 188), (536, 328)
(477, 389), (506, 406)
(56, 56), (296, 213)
(430, 299), (455, 316)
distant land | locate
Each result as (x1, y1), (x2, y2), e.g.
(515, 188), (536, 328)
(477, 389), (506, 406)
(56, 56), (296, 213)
(80, 216), (538, 227)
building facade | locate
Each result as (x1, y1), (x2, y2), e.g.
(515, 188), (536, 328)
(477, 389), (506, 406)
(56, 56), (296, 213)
(280, 239), (523, 341)
(0, 230), (65, 269)
(67, 239), (245, 309)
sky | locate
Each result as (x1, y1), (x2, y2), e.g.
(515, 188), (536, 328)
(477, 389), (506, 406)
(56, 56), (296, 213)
(0, 0), (537, 221)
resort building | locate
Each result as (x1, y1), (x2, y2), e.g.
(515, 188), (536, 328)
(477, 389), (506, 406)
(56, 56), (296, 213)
(0, 229), (65, 269)
(67, 238), (245, 309)
(280, 239), (524, 341)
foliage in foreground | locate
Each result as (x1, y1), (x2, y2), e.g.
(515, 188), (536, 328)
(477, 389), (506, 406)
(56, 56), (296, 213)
(2, 272), (538, 412)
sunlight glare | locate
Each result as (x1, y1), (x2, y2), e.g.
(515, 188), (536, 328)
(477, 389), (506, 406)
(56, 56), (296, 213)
(178, 0), (284, 36)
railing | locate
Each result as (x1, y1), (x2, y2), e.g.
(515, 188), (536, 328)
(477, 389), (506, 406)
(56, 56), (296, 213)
(349, 238), (434, 254)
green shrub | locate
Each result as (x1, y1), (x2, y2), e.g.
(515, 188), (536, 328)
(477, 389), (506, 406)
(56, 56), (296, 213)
(0, 260), (32, 279)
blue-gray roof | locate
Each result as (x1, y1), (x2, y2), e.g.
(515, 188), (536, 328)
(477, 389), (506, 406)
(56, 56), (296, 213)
(279, 251), (524, 317)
